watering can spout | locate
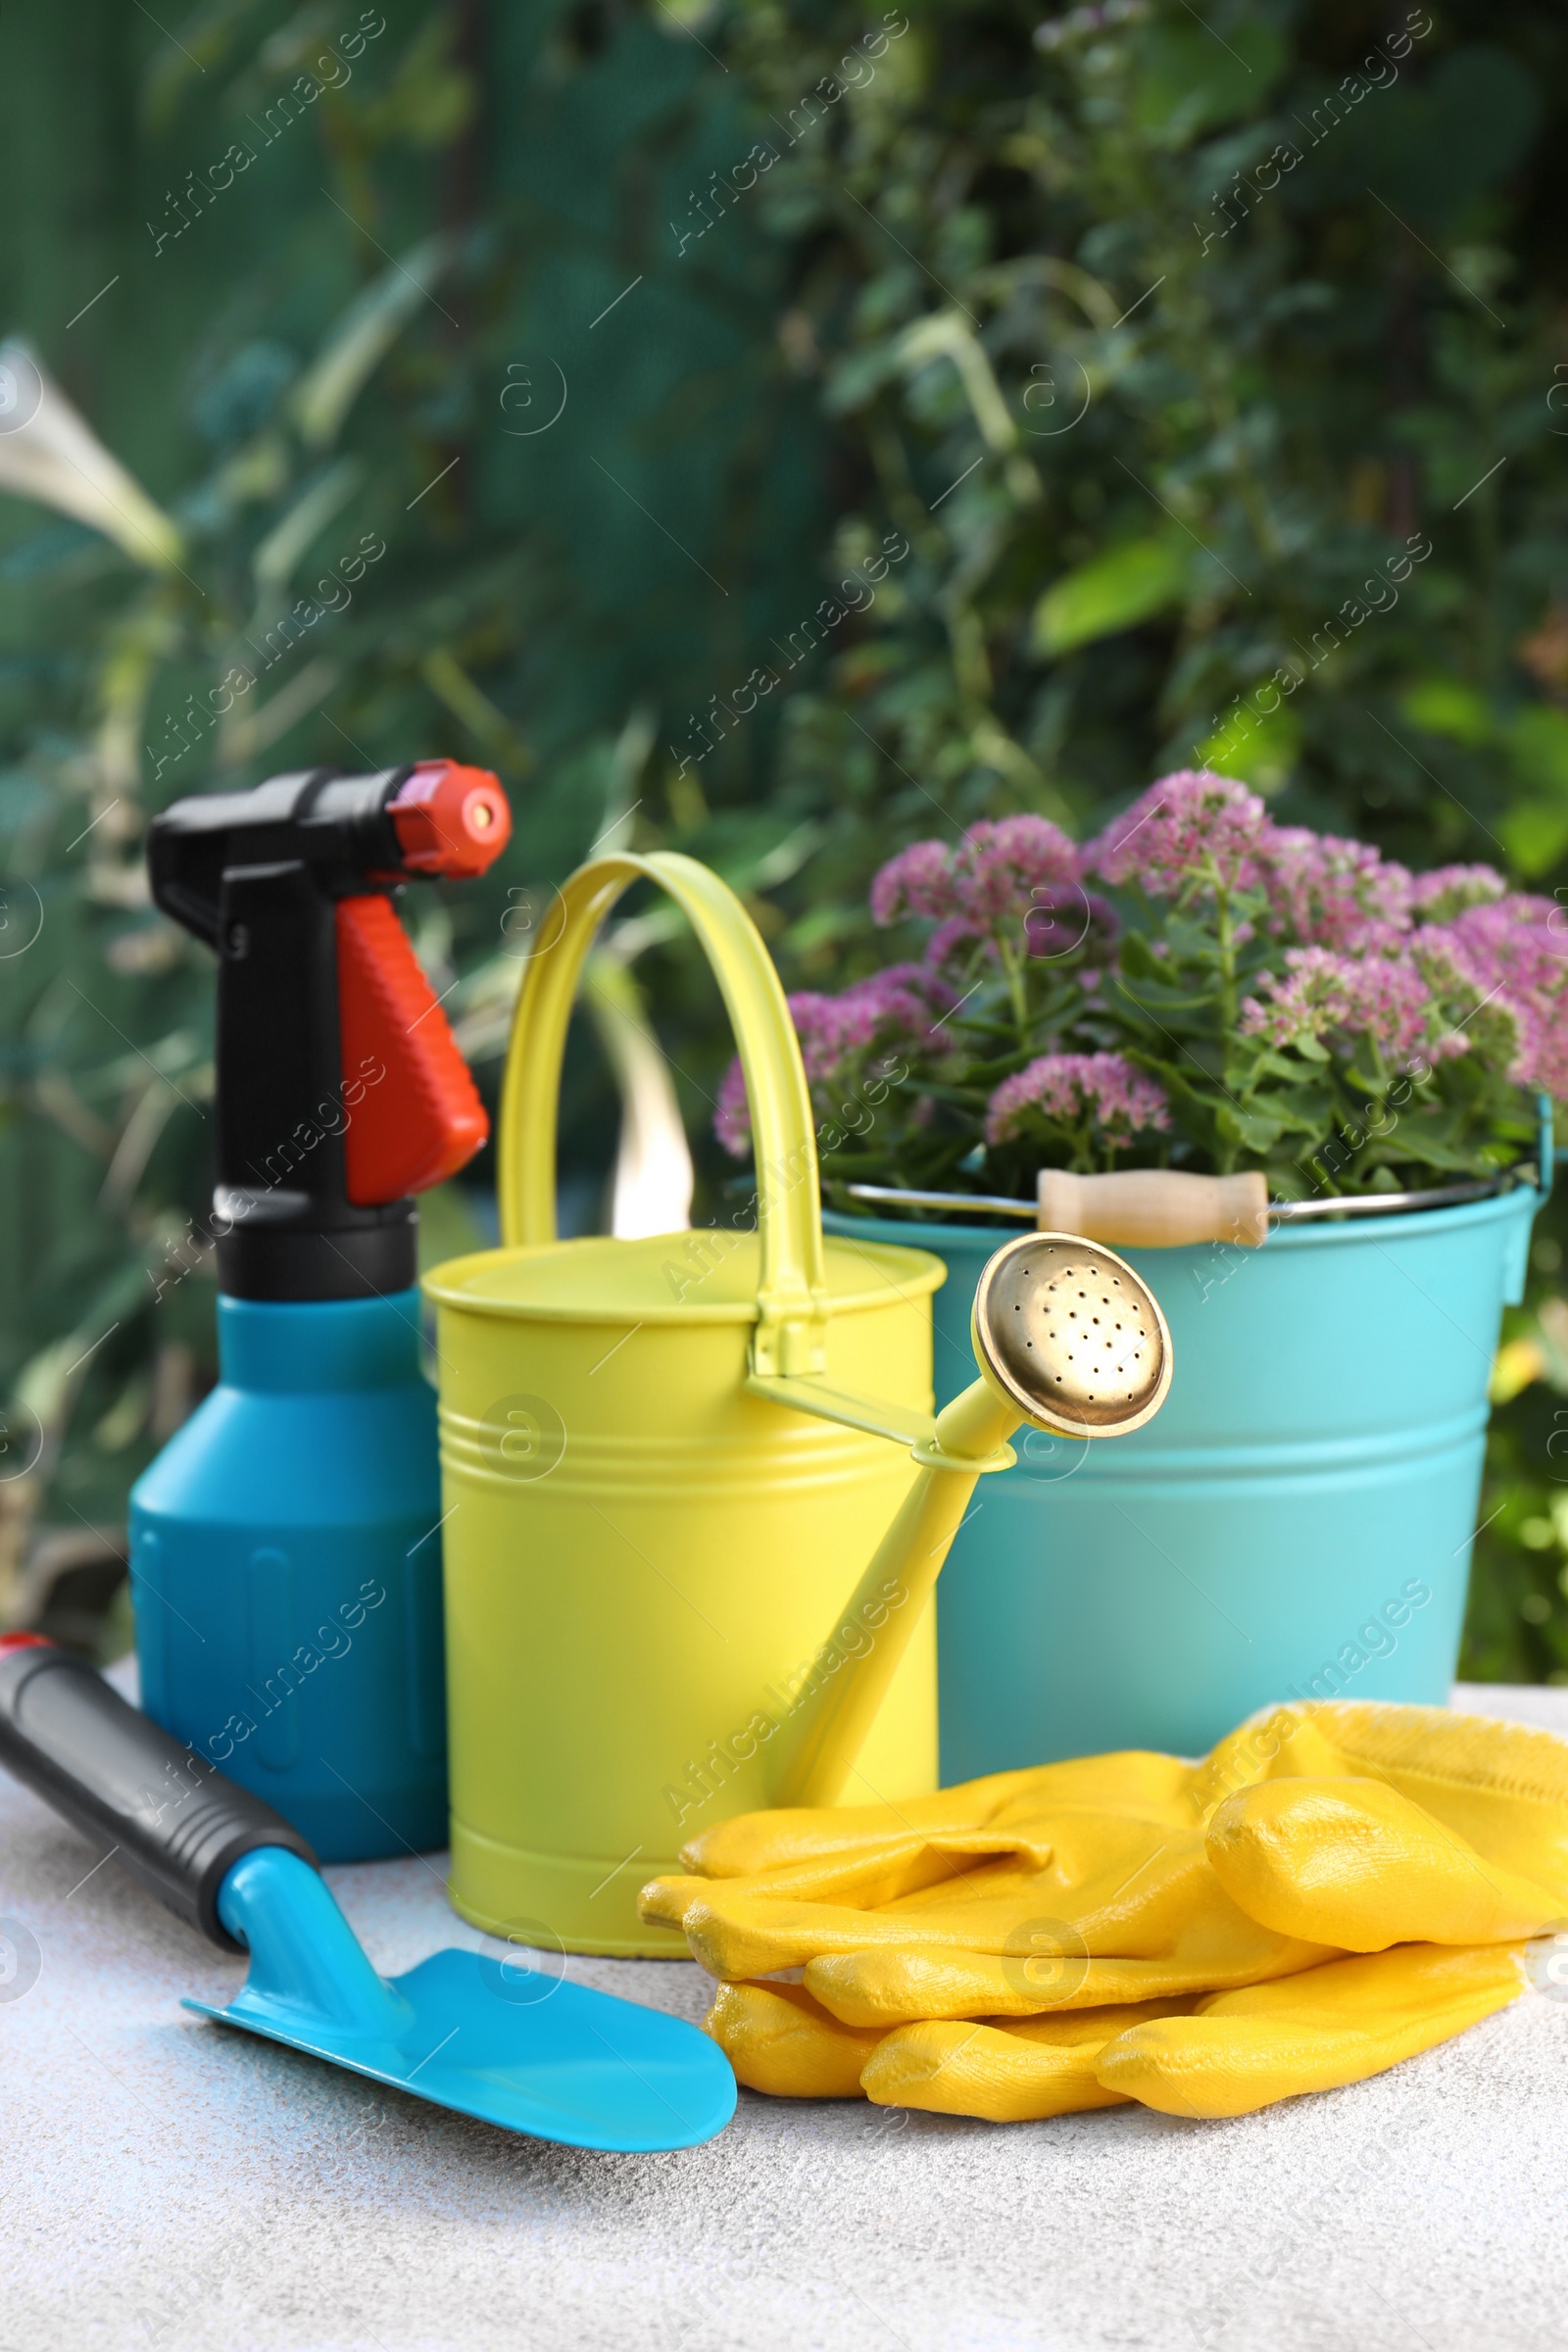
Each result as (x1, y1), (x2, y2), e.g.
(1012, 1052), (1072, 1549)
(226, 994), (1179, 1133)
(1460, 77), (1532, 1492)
(749, 1230), (1174, 1810)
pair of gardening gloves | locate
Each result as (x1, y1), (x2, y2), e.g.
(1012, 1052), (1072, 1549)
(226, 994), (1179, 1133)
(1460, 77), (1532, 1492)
(638, 1701), (1568, 2122)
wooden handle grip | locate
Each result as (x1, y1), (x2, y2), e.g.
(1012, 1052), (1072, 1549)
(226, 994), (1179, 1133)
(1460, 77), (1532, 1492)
(1036, 1168), (1270, 1248)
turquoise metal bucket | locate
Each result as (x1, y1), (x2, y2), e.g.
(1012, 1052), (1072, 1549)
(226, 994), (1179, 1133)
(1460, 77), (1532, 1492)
(824, 1187), (1539, 1775)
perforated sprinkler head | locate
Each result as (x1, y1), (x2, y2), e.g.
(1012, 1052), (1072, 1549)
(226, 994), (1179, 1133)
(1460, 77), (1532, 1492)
(971, 1232), (1172, 1438)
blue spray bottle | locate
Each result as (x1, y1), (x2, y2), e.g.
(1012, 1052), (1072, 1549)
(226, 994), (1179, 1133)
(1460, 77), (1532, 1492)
(128, 760), (512, 1859)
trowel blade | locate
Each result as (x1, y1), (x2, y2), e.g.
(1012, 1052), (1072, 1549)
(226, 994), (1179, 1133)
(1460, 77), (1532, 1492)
(184, 1946), (736, 2152)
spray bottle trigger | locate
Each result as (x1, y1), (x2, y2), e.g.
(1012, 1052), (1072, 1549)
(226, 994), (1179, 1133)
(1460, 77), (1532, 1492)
(335, 895), (488, 1205)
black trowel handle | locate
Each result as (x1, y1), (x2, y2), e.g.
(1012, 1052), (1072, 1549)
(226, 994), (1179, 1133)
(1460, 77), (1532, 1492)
(0, 1638), (317, 1950)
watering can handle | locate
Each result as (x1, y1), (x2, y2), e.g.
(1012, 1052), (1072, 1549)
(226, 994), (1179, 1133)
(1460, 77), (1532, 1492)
(497, 852), (831, 1378)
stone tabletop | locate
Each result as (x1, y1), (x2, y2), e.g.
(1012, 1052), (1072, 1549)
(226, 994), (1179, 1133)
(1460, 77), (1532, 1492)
(3, 1674), (1565, 2352)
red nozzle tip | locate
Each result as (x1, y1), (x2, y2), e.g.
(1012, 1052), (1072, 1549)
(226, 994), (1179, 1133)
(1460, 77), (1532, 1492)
(389, 760), (512, 878)
(0, 1633), (54, 1654)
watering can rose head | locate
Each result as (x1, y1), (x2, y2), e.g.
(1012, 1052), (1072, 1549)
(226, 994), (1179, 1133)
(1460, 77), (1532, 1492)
(714, 772), (1568, 1205)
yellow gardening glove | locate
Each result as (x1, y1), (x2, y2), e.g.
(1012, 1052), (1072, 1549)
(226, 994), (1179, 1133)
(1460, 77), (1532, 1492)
(1096, 1941), (1529, 2119)
(1206, 1776), (1566, 1950)
(1194, 1702), (1568, 1972)
(643, 1701), (1568, 2034)
(859, 1997), (1201, 2123)
(705, 1978), (1201, 2121)
(647, 1700), (1568, 2121)
(704, 1942), (1537, 2124)
(705, 1980), (886, 2099)
(642, 1745), (1335, 2028)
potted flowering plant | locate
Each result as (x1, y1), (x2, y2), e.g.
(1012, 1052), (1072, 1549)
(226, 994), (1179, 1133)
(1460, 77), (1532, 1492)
(717, 772), (1561, 1206)
(716, 774), (1564, 1778)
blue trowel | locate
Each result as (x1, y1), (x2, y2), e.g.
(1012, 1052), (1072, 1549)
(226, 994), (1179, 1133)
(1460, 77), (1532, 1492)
(0, 1636), (734, 2152)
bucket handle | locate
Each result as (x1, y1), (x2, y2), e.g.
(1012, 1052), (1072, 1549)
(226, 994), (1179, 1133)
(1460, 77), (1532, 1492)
(497, 852), (830, 1378)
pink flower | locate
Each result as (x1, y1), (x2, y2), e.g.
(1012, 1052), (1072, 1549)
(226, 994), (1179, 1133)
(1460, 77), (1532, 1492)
(843, 961), (956, 1037)
(1426, 894), (1568, 1098)
(1024, 885), (1120, 961)
(985, 1052), (1171, 1152)
(1085, 770), (1267, 897)
(715, 992), (868, 1158)
(1263, 829), (1414, 952)
(870, 839), (954, 926)
(871, 817), (1081, 936)
(1240, 946), (1458, 1064)
(922, 914), (983, 973)
(963, 815), (1082, 921)
(713, 967), (951, 1158)
(1410, 864), (1508, 920)
(713, 1055), (755, 1159)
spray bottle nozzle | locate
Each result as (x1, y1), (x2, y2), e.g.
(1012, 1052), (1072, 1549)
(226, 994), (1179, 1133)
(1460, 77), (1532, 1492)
(149, 760), (513, 1301)
(388, 761), (513, 878)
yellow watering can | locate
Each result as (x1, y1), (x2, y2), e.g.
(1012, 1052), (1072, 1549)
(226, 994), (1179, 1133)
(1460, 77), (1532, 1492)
(423, 854), (1173, 1954)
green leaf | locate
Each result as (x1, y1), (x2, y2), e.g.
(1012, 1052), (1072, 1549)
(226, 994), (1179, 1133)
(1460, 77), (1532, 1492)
(1494, 707), (1568, 874)
(1194, 704), (1299, 795)
(1215, 1104), (1286, 1152)
(1131, 20), (1288, 148)
(1506, 704), (1568, 795)
(1400, 680), (1494, 747)
(291, 236), (458, 452)
(1134, 1058), (1224, 1144)
(1117, 931), (1169, 982)
(1243, 1093), (1328, 1137)
(251, 461), (361, 595)
(1500, 803), (1568, 880)
(1359, 1128), (1493, 1175)
(1032, 538), (1187, 658)
(823, 345), (902, 416)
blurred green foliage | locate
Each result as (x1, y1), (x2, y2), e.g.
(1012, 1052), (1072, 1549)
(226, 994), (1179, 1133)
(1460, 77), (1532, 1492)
(0, 0), (830, 1583)
(0, 0), (1565, 1676)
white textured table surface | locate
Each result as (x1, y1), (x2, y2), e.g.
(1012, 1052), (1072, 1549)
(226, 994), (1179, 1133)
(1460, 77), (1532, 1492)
(4, 1676), (1566, 2352)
